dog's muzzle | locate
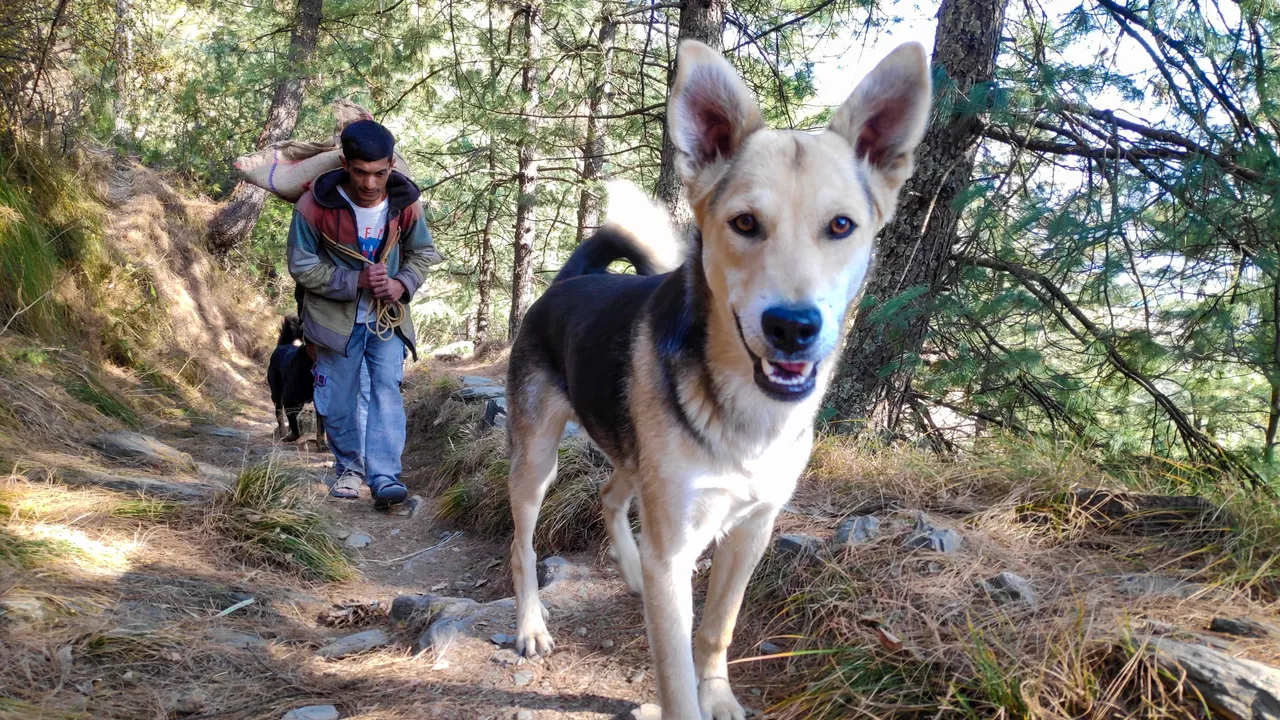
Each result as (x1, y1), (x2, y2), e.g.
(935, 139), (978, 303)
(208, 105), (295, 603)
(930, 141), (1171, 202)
(735, 311), (821, 402)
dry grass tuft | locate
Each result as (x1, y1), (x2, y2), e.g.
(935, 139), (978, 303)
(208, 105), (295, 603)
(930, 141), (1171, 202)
(752, 435), (1280, 719)
(209, 460), (352, 582)
(434, 425), (612, 553)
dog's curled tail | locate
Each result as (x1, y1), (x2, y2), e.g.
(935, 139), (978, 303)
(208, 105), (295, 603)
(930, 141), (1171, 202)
(555, 179), (683, 282)
(277, 315), (305, 346)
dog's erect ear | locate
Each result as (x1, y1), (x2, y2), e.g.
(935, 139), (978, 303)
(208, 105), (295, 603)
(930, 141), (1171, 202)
(668, 40), (764, 185)
(828, 42), (932, 195)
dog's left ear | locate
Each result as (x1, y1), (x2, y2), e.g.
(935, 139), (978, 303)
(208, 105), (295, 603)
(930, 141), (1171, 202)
(828, 42), (932, 200)
(668, 40), (764, 189)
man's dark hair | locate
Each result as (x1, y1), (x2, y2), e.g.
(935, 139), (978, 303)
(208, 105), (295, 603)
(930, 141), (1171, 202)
(341, 120), (395, 162)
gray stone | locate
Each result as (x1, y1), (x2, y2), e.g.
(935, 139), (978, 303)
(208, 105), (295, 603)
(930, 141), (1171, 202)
(759, 641), (782, 654)
(88, 432), (195, 470)
(343, 533), (372, 550)
(484, 398), (508, 429)
(0, 596), (50, 625)
(38, 468), (219, 500)
(389, 593), (436, 622)
(281, 706), (340, 720)
(207, 426), (250, 440)
(774, 534), (822, 558)
(980, 572), (1035, 606)
(490, 633), (516, 646)
(405, 495), (426, 519)
(513, 670), (535, 687)
(574, 626), (588, 637)
(516, 711), (534, 720)
(196, 462), (238, 486)
(602, 639), (615, 649)
(1116, 574), (1215, 600)
(492, 649), (522, 666)
(628, 670), (646, 684)
(1210, 617), (1280, 639)
(1146, 638), (1280, 719)
(905, 528), (962, 553)
(537, 556), (573, 588)
(455, 385), (506, 401)
(834, 516), (880, 546)
(170, 690), (207, 716)
(316, 629), (390, 659)
(209, 628), (267, 648)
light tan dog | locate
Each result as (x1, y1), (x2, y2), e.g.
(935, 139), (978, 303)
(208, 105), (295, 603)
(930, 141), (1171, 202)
(504, 39), (932, 719)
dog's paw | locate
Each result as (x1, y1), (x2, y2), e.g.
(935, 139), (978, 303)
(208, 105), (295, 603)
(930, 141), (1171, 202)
(699, 678), (745, 720)
(607, 545), (644, 597)
(281, 432), (300, 443)
(515, 620), (555, 659)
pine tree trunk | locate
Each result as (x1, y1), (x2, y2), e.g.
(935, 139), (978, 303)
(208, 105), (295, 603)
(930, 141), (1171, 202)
(575, 9), (617, 246)
(830, 0), (1009, 433)
(206, 0), (322, 254)
(654, 0), (725, 226)
(110, 0), (131, 133)
(475, 146), (497, 343)
(508, 2), (542, 340)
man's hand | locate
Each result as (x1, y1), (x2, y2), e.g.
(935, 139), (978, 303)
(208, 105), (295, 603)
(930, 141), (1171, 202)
(372, 278), (406, 303)
(358, 263), (388, 290)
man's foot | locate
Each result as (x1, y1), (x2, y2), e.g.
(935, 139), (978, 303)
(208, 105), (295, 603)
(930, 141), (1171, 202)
(330, 472), (363, 499)
(369, 477), (408, 509)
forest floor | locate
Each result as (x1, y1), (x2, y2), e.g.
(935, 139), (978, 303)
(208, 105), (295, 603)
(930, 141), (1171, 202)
(4, 155), (1280, 720)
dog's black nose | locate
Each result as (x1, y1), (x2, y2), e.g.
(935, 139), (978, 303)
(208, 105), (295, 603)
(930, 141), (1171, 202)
(760, 305), (822, 354)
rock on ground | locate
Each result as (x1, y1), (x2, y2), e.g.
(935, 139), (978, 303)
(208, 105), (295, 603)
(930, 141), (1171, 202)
(1146, 638), (1280, 720)
(833, 515), (880, 546)
(1210, 617), (1280, 639)
(316, 629), (390, 659)
(281, 706), (340, 720)
(36, 467), (220, 500)
(88, 431), (196, 470)
(343, 533), (372, 550)
(980, 572), (1035, 606)
(774, 534), (822, 558)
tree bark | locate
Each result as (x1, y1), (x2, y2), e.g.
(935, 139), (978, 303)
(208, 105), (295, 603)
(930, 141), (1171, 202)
(110, 0), (132, 133)
(654, 0), (725, 226)
(575, 8), (617, 245)
(830, 0), (1009, 433)
(206, 0), (322, 254)
(508, 2), (542, 340)
(475, 146), (497, 343)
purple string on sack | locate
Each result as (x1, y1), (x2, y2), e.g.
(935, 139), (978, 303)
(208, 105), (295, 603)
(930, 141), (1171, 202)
(268, 146), (279, 194)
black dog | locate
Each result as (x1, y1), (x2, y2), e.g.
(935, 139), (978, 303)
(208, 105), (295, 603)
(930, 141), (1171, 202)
(267, 315), (326, 449)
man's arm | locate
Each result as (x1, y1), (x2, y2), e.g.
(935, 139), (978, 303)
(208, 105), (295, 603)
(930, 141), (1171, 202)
(287, 209), (361, 302)
(391, 203), (444, 301)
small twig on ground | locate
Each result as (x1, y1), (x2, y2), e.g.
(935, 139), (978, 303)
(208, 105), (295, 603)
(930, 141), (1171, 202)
(367, 531), (462, 565)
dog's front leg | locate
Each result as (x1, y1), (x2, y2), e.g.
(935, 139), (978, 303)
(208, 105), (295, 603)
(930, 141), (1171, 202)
(640, 541), (701, 719)
(693, 507), (778, 720)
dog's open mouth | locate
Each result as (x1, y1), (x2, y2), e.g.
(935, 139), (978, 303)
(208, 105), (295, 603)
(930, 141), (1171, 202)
(734, 313), (820, 401)
(754, 357), (818, 400)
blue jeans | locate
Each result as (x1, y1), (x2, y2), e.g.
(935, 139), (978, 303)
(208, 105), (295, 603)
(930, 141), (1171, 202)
(313, 324), (406, 487)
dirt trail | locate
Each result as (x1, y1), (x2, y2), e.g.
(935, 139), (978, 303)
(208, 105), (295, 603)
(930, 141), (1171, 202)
(2, 358), (782, 720)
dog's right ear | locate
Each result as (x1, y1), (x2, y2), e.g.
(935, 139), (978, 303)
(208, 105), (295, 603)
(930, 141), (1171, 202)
(668, 40), (763, 191)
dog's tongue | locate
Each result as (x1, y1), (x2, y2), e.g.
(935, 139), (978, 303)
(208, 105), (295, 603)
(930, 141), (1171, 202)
(774, 361), (809, 375)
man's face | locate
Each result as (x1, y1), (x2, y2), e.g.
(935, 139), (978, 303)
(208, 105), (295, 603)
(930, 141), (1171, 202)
(341, 156), (394, 206)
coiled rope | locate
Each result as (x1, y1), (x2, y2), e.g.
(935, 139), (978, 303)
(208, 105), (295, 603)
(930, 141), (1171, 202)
(319, 231), (405, 341)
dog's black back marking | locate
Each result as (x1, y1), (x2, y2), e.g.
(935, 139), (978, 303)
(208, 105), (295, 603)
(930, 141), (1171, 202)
(513, 228), (713, 463)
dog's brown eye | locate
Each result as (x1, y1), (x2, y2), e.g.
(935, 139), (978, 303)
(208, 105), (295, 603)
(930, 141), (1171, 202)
(731, 214), (759, 236)
(828, 216), (855, 239)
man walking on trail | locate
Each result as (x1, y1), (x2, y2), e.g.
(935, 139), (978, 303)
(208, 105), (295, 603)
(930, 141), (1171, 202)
(288, 120), (441, 508)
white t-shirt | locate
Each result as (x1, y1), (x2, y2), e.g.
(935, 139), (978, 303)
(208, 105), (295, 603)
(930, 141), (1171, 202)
(337, 186), (390, 323)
